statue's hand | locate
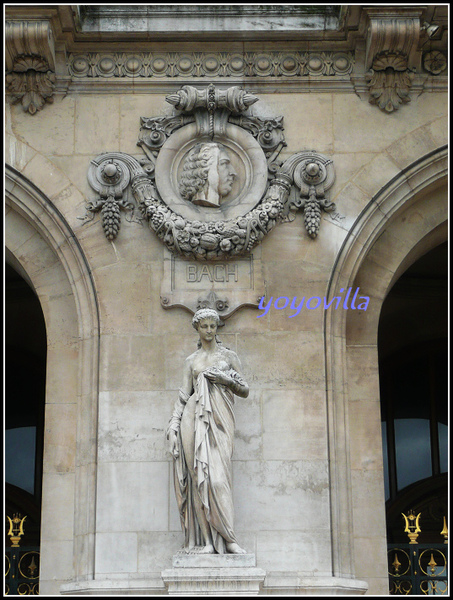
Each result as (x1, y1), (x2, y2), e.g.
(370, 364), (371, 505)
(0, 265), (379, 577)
(204, 368), (233, 387)
(167, 429), (179, 459)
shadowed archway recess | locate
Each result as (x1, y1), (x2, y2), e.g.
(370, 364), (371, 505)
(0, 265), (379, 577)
(324, 146), (447, 587)
(6, 261), (47, 548)
(378, 242), (447, 544)
(5, 164), (101, 593)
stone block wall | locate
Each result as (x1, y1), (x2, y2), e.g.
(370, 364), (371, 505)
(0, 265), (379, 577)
(6, 65), (448, 594)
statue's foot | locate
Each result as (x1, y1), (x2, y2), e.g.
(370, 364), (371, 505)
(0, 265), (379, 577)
(199, 544), (215, 554)
(226, 542), (247, 554)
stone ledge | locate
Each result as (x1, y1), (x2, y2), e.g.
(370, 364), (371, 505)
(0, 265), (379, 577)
(162, 566), (266, 596)
(60, 573), (369, 596)
(262, 574), (369, 595)
(60, 578), (166, 595)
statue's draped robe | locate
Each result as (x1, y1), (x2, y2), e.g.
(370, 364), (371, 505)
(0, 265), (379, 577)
(173, 370), (238, 552)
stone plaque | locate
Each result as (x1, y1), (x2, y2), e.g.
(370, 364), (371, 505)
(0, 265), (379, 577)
(161, 247), (264, 318)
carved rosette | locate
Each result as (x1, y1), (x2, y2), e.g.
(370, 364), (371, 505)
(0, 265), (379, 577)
(365, 51), (415, 113)
(85, 85), (336, 254)
(423, 51), (447, 75)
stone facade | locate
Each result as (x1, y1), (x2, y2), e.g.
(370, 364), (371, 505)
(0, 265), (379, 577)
(5, 5), (448, 596)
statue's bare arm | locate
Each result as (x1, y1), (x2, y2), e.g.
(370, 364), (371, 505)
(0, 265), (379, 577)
(228, 351), (249, 398)
(181, 355), (194, 397)
(167, 357), (194, 458)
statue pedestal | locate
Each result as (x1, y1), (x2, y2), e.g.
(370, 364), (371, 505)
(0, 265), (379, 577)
(162, 552), (266, 596)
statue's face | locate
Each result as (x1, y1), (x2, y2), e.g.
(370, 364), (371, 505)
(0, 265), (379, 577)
(197, 317), (218, 342)
(216, 148), (237, 197)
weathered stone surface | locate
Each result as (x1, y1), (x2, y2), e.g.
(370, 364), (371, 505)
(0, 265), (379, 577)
(5, 5), (447, 597)
(172, 551), (257, 568)
(162, 565), (266, 596)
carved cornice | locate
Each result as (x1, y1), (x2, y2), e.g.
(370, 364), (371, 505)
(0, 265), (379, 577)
(5, 20), (56, 114)
(4, 6), (447, 113)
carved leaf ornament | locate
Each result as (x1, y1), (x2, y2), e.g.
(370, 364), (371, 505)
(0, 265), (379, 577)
(86, 85), (336, 258)
(6, 55), (56, 115)
(366, 51), (415, 113)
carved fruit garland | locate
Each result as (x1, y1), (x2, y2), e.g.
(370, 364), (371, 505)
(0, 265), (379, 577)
(136, 175), (289, 261)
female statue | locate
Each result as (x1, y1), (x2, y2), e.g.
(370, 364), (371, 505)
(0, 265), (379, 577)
(166, 308), (248, 554)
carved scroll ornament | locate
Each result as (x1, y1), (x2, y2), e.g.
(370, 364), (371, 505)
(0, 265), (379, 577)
(85, 85), (336, 258)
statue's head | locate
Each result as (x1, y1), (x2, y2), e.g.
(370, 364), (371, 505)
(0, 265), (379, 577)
(179, 143), (237, 207)
(192, 308), (221, 331)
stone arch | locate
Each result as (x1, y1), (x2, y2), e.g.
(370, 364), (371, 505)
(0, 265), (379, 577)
(5, 164), (100, 594)
(324, 145), (448, 592)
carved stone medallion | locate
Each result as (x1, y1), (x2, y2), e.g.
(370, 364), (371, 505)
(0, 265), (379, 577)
(154, 122), (268, 222)
(85, 84), (337, 316)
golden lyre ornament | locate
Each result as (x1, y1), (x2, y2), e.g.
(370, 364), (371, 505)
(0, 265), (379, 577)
(402, 510), (421, 544)
(7, 513), (27, 547)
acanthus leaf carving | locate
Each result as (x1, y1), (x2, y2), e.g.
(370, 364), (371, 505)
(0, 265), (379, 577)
(365, 51), (415, 113)
(228, 114), (287, 174)
(138, 115), (195, 154)
(6, 59), (56, 115)
(362, 8), (422, 113)
(5, 21), (56, 115)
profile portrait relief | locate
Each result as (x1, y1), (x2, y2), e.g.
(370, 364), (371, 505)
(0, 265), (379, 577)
(179, 142), (237, 208)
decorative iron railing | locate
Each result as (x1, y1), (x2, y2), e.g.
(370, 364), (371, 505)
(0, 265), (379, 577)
(388, 512), (448, 595)
(5, 514), (40, 595)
